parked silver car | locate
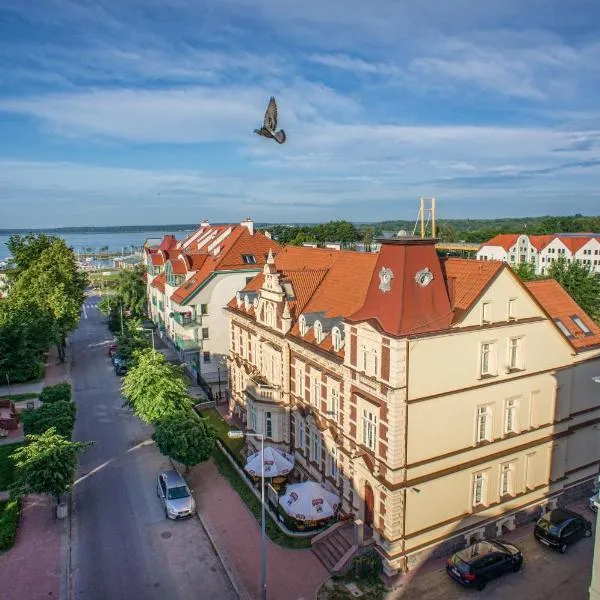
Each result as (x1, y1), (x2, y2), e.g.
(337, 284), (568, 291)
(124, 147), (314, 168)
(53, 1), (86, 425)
(156, 470), (196, 519)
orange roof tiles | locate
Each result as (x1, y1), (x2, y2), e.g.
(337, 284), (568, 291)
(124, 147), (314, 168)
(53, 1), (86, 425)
(169, 259), (186, 275)
(529, 235), (555, 250)
(158, 235), (179, 252)
(525, 279), (600, 350)
(442, 258), (504, 320)
(151, 272), (166, 293)
(169, 226), (280, 305)
(480, 234), (519, 251)
(150, 253), (164, 266)
(557, 236), (592, 253)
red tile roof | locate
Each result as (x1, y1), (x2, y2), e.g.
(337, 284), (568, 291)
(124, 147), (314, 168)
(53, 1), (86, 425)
(169, 259), (186, 275)
(480, 234), (519, 251)
(182, 253), (208, 271)
(349, 239), (453, 335)
(169, 226), (280, 304)
(158, 235), (179, 252)
(525, 279), (600, 350)
(150, 272), (166, 293)
(556, 236), (592, 253)
(150, 253), (164, 266)
(529, 235), (555, 250)
(442, 258), (504, 321)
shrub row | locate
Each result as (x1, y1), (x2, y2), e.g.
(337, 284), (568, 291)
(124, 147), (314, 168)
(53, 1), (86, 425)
(0, 498), (21, 552)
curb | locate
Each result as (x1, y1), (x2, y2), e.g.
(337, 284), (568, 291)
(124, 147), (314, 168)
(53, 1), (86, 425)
(59, 493), (72, 600)
(170, 459), (251, 600)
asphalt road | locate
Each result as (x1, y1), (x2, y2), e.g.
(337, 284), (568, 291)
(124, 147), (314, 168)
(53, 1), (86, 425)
(70, 294), (237, 600)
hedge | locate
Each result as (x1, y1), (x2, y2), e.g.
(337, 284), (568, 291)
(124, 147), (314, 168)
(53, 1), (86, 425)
(0, 498), (21, 552)
(39, 382), (71, 404)
(21, 400), (76, 438)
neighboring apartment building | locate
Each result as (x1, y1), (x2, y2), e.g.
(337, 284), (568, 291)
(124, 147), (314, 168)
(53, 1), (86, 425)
(478, 233), (600, 274)
(226, 238), (600, 576)
(145, 219), (279, 392)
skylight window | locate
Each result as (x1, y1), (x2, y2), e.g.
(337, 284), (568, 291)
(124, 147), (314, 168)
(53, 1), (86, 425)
(571, 315), (592, 335)
(554, 319), (573, 338)
(242, 254), (257, 264)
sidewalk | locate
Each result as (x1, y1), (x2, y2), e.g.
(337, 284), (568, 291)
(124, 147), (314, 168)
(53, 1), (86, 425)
(188, 459), (329, 600)
(0, 345), (69, 600)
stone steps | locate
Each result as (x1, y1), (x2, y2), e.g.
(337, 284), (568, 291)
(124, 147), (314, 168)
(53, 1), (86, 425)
(312, 524), (356, 573)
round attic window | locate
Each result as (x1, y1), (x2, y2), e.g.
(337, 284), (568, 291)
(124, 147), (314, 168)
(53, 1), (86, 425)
(415, 268), (434, 287)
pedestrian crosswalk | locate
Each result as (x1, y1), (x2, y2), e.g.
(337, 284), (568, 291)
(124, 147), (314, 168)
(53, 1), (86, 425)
(83, 302), (99, 310)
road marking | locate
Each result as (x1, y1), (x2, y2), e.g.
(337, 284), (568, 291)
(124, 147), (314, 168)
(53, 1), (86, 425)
(83, 305), (88, 320)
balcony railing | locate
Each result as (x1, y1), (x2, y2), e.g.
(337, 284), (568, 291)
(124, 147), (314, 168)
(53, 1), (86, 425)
(245, 374), (282, 403)
(174, 336), (201, 351)
(173, 312), (200, 328)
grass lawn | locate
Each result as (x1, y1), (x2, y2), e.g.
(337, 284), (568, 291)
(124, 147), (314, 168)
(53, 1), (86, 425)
(0, 443), (25, 490)
(0, 498), (21, 552)
(200, 408), (245, 462)
(211, 448), (312, 549)
(317, 573), (387, 600)
(0, 393), (39, 401)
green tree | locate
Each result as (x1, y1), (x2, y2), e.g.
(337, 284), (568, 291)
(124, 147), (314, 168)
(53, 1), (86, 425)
(153, 412), (216, 472)
(548, 258), (600, 322)
(11, 239), (87, 362)
(122, 349), (193, 423)
(0, 295), (55, 382)
(512, 262), (538, 282)
(436, 223), (460, 243)
(39, 382), (72, 403)
(116, 265), (147, 318)
(21, 400), (76, 438)
(361, 227), (375, 252)
(5, 233), (59, 284)
(11, 427), (90, 503)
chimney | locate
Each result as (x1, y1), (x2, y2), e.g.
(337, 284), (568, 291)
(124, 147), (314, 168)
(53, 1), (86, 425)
(200, 219), (210, 229)
(264, 230), (272, 239)
(348, 237), (453, 336)
(241, 217), (254, 236)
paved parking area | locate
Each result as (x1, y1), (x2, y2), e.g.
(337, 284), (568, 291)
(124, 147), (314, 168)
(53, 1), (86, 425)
(388, 499), (595, 600)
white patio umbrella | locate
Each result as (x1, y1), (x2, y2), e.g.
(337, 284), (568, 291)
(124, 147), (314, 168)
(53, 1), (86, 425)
(244, 446), (295, 478)
(279, 481), (340, 521)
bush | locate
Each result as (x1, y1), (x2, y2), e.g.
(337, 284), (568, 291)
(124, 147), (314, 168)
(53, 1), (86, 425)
(40, 382), (71, 404)
(352, 549), (383, 580)
(21, 401), (76, 438)
(0, 498), (21, 551)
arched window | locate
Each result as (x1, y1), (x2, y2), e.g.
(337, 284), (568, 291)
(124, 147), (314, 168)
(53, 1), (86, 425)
(299, 315), (307, 336)
(314, 321), (322, 343)
(266, 303), (275, 327)
(332, 327), (342, 352)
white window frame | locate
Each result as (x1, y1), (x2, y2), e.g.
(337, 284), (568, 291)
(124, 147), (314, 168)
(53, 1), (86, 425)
(295, 418), (305, 450)
(372, 349), (379, 377)
(476, 405), (492, 443)
(572, 315), (591, 334)
(314, 320), (322, 343)
(472, 472), (487, 506)
(508, 337), (523, 370)
(500, 463), (514, 496)
(310, 428), (321, 463)
(311, 375), (320, 406)
(328, 386), (340, 422)
(299, 315), (307, 336)
(361, 345), (368, 371)
(481, 302), (491, 324)
(362, 409), (377, 451)
(332, 327), (342, 352)
(328, 445), (339, 481)
(508, 298), (517, 321)
(480, 341), (496, 377)
(504, 398), (518, 434)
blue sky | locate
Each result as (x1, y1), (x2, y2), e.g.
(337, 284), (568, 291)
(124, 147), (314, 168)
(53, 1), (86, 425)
(0, 0), (599, 227)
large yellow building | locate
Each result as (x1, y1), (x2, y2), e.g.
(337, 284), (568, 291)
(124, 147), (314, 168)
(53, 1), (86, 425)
(226, 237), (600, 575)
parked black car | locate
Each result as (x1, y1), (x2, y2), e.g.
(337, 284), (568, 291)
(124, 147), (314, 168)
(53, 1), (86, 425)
(534, 508), (592, 553)
(446, 540), (523, 591)
(114, 360), (128, 376)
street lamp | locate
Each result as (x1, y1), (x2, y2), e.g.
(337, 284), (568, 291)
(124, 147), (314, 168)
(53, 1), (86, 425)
(228, 430), (266, 600)
(138, 327), (155, 350)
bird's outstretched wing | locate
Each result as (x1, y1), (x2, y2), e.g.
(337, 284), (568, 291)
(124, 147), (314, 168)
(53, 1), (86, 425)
(274, 130), (286, 144)
(263, 96), (278, 131)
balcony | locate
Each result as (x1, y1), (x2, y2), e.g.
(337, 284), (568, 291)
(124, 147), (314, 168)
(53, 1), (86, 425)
(245, 373), (282, 404)
(174, 335), (201, 352)
(173, 312), (200, 328)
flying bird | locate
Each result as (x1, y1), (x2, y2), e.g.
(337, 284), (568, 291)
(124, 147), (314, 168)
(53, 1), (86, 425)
(254, 96), (286, 144)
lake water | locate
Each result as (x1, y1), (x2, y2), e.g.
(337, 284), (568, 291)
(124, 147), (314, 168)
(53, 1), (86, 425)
(0, 229), (193, 260)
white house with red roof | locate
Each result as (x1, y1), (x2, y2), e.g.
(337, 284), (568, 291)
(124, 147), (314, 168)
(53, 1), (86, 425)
(227, 237), (600, 576)
(145, 219), (279, 394)
(478, 233), (600, 274)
